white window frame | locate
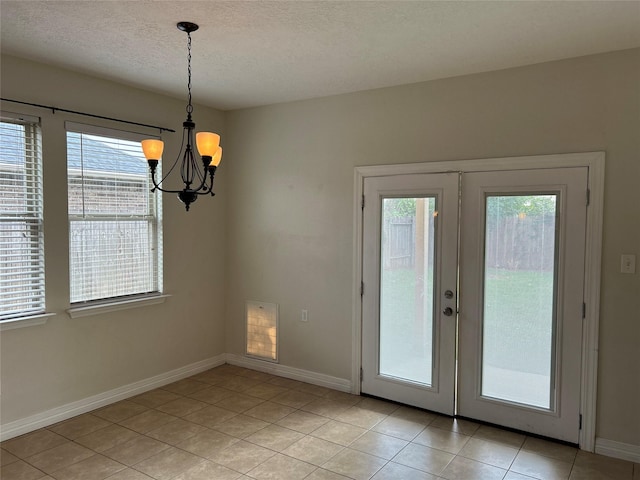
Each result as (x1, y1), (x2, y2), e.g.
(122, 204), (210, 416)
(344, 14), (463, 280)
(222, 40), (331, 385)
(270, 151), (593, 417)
(65, 122), (163, 314)
(0, 112), (49, 327)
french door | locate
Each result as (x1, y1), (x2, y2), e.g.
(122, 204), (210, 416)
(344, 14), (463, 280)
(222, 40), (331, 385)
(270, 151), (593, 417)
(361, 166), (588, 443)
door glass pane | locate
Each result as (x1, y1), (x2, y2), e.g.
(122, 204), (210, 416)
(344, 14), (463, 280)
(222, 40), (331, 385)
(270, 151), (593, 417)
(482, 194), (558, 409)
(379, 197), (436, 385)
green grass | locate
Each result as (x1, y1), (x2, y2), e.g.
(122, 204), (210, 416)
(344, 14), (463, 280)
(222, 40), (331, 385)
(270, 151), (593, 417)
(379, 267), (554, 377)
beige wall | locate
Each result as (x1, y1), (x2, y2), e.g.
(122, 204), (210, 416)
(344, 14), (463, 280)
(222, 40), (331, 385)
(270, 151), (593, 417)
(0, 55), (228, 424)
(225, 49), (640, 445)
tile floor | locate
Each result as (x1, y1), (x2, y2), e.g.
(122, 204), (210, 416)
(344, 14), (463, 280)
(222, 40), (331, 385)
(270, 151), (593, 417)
(1, 364), (638, 480)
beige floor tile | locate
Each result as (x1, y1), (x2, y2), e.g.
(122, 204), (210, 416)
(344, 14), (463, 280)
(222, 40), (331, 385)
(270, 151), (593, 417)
(213, 414), (270, 438)
(75, 424), (142, 452)
(49, 453), (125, 480)
(101, 469), (154, 480)
(129, 389), (181, 408)
(295, 383), (333, 397)
(267, 377), (306, 389)
(522, 437), (578, 463)
(190, 370), (227, 385)
(243, 383), (290, 401)
(304, 469), (351, 479)
(350, 431), (409, 460)
(173, 460), (242, 480)
(102, 435), (169, 466)
(161, 378), (209, 396)
(155, 397), (208, 417)
(134, 447), (205, 480)
(146, 418), (208, 445)
(216, 375), (264, 392)
(235, 369), (276, 382)
(118, 410), (178, 434)
(301, 399), (352, 419)
(0, 459), (48, 480)
(504, 472), (539, 480)
(474, 425), (526, 449)
(282, 436), (344, 466)
(0, 448), (19, 466)
(511, 451), (573, 480)
(186, 386), (235, 404)
(356, 397), (400, 416)
(573, 450), (634, 478)
(215, 392), (265, 413)
(245, 424), (305, 451)
(270, 390), (320, 409)
(440, 455), (507, 480)
(176, 429), (240, 459)
(92, 401), (148, 422)
(48, 414), (111, 440)
(457, 437), (519, 469)
(322, 391), (361, 406)
(206, 440), (276, 474)
(247, 453), (317, 480)
(276, 410), (330, 434)
(334, 406), (388, 429)
(311, 420), (367, 446)
(429, 416), (480, 436)
(392, 443), (455, 476)
(2, 430), (69, 458)
(372, 461), (438, 479)
(372, 416), (426, 441)
(390, 406), (437, 425)
(413, 426), (471, 454)
(322, 448), (387, 480)
(244, 401), (296, 423)
(25, 442), (94, 474)
(182, 404), (237, 428)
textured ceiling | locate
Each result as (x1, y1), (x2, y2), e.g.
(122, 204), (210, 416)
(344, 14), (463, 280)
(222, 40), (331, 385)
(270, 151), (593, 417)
(1, 1), (639, 111)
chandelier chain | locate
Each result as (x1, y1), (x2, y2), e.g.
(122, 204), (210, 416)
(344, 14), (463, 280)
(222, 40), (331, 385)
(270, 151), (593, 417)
(186, 31), (193, 114)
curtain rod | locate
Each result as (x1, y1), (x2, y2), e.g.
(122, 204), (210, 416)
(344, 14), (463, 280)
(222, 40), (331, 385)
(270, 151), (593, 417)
(0, 98), (176, 133)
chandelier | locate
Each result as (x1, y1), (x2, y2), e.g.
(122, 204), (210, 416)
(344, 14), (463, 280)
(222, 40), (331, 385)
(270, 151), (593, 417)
(141, 22), (222, 211)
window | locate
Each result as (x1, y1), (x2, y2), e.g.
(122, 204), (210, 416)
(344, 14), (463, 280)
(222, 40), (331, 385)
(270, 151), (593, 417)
(0, 114), (45, 320)
(66, 123), (161, 304)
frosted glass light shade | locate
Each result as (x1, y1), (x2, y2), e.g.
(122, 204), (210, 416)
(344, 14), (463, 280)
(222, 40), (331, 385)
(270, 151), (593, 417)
(210, 146), (223, 167)
(141, 139), (164, 160)
(196, 132), (220, 157)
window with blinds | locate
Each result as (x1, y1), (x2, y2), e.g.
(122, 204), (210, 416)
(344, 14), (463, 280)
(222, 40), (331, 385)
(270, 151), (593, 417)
(66, 123), (161, 304)
(0, 115), (45, 320)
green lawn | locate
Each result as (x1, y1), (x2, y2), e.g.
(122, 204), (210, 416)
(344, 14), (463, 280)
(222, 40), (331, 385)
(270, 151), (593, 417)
(379, 267), (554, 378)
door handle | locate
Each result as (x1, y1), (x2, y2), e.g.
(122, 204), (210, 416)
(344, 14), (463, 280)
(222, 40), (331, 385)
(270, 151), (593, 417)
(443, 307), (454, 316)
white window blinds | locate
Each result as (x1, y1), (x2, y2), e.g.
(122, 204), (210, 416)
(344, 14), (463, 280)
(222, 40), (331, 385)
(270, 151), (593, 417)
(0, 115), (45, 320)
(66, 123), (161, 304)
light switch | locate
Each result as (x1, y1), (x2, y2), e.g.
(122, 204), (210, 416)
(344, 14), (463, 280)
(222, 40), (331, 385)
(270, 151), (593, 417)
(621, 254), (636, 274)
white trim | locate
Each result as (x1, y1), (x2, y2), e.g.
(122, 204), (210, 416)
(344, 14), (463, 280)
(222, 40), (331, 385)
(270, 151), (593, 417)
(1, 110), (40, 124)
(0, 354), (226, 441)
(595, 438), (640, 463)
(0, 313), (55, 331)
(67, 294), (170, 319)
(64, 120), (159, 141)
(226, 353), (352, 393)
(353, 151), (604, 451)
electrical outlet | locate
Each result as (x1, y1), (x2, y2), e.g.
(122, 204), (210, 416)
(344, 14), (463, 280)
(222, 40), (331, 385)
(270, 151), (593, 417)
(301, 309), (309, 322)
(621, 254), (636, 274)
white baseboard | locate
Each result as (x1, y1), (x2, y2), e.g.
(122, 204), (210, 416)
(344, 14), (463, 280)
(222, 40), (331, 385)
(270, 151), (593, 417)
(595, 437), (640, 463)
(225, 353), (353, 393)
(0, 354), (226, 442)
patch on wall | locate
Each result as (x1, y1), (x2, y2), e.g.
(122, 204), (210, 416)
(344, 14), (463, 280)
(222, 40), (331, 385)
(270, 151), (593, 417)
(246, 301), (278, 362)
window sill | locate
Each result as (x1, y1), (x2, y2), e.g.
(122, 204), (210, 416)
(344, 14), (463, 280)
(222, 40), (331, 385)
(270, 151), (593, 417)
(0, 313), (56, 331)
(67, 294), (170, 319)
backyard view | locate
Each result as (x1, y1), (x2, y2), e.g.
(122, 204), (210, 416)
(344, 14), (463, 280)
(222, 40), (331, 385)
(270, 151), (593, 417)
(378, 194), (558, 409)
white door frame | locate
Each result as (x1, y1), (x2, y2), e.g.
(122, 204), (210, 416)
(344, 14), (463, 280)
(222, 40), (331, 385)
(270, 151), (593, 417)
(352, 151), (605, 452)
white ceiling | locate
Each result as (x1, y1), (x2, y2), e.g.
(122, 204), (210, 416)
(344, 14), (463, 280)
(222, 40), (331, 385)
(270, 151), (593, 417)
(1, 1), (639, 111)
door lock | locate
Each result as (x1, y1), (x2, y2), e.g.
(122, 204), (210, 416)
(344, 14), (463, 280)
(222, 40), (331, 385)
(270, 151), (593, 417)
(443, 307), (454, 316)
(444, 290), (454, 299)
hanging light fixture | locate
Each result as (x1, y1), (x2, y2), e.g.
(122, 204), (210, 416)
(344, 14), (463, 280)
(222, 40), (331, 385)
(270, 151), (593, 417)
(141, 21), (222, 211)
